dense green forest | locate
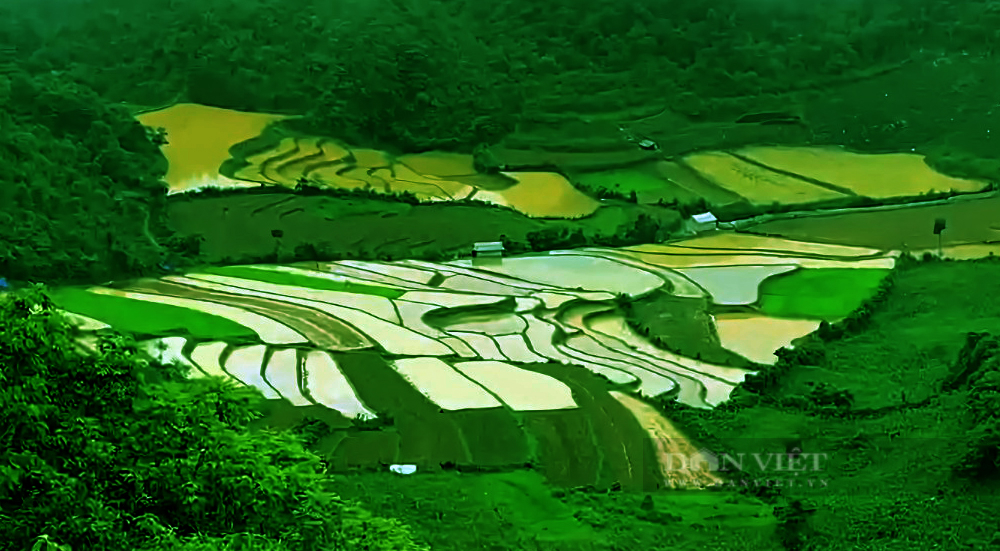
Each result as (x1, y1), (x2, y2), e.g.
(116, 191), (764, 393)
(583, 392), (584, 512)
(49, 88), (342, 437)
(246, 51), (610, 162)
(2, 0), (1000, 283)
(0, 71), (200, 283)
(0, 287), (429, 550)
(3, 0), (1000, 152)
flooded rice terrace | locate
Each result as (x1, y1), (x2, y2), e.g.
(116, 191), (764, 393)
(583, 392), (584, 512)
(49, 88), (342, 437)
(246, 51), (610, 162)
(47, 102), (998, 493)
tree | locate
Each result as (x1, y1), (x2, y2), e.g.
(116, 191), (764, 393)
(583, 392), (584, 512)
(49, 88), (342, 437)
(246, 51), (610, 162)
(0, 287), (428, 551)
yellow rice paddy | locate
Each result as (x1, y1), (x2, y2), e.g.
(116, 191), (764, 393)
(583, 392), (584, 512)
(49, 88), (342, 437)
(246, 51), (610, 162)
(684, 151), (846, 205)
(713, 314), (822, 365)
(735, 146), (988, 198)
(136, 103), (288, 194)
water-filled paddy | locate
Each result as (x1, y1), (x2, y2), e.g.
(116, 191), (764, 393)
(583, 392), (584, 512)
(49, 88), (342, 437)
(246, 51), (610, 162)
(713, 314), (821, 365)
(672, 264), (799, 305)
(226, 345), (281, 400)
(454, 360), (578, 411)
(391, 357), (502, 410)
(451, 254), (665, 296)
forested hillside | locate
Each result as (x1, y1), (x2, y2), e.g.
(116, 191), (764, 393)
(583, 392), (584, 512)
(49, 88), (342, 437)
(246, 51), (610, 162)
(0, 71), (196, 283)
(1, 0), (999, 279)
(0, 287), (428, 550)
(3, 0), (999, 153)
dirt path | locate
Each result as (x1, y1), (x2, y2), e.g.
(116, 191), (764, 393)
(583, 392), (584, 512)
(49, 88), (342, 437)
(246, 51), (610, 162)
(609, 391), (723, 489)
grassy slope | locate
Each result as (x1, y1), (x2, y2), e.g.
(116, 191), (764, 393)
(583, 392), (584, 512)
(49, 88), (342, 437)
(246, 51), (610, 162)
(196, 265), (405, 298)
(167, 192), (680, 264)
(757, 268), (891, 321)
(49, 287), (256, 340)
(666, 260), (1000, 550)
(624, 291), (754, 367)
(331, 469), (778, 551)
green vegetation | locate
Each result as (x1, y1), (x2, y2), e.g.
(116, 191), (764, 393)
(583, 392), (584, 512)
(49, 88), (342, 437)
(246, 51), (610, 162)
(622, 291), (753, 367)
(48, 287), (255, 340)
(332, 351), (473, 468)
(654, 258), (1000, 549)
(167, 189), (681, 265)
(196, 265), (406, 299)
(0, 71), (196, 285)
(746, 194), (1000, 249)
(0, 287), (427, 551)
(757, 268), (891, 320)
(574, 167), (666, 194)
(332, 470), (779, 551)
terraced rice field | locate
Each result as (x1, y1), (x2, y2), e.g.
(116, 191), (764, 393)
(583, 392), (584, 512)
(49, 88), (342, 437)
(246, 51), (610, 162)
(144, 104), (600, 218)
(562, 145), (988, 209)
(471, 172), (601, 218)
(682, 151), (847, 205)
(136, 103), (288, 194)
(713, 315), (822, 365)
(58, 232), (919, 485)
(141, 105), (990, 224)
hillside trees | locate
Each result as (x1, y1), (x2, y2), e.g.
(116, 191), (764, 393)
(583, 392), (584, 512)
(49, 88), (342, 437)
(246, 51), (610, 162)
(7, 0), (996, 155)
(0, 286), (427, 551)
(944, 332), (1000, 477)
(0, 71), (191, 284)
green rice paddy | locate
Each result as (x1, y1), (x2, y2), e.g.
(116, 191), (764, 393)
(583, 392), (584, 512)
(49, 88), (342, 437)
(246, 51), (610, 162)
(49, 287), (256, 339)
(197, 265), (406, 298)
(757, 268), (891, 320)
(574, 167), (671, 194)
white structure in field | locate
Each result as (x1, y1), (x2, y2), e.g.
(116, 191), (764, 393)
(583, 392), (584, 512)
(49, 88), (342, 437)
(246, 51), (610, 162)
(687, 212), (718, 233)
(472, 241), (505, 258)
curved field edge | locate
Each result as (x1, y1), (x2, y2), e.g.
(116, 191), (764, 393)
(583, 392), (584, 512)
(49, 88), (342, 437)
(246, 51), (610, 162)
(273, 349), (665, 491)
(756, 268), (891, 320)
(196, 265), (405, 298)
(49, 287), (256, 340)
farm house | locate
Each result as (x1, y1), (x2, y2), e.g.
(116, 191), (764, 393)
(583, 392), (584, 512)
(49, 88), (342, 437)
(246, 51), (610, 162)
(687, 212), (718, 233)
(472, 241), (505, 258)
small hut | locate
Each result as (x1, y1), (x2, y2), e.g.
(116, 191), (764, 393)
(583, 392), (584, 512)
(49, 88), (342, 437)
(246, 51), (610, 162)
(472, 241), (505, 258)
(688, 212), (718, 233)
